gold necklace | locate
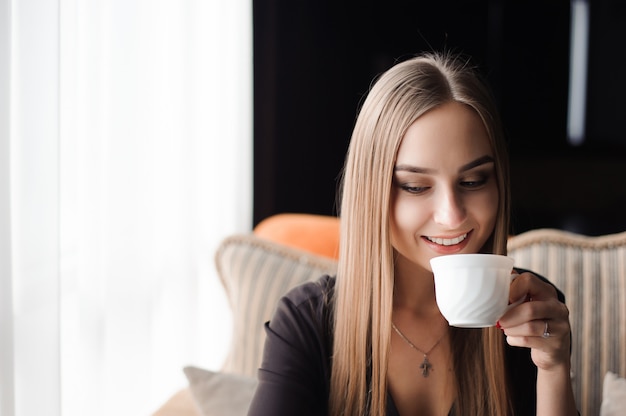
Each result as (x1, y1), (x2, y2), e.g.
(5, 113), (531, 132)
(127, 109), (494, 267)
(391, 322), (447, 378)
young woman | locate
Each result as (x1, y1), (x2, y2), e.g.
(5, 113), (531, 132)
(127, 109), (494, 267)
(247, 52), (577, 415)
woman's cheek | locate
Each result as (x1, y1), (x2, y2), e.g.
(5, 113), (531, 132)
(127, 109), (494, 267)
(393, 197), (421, 230)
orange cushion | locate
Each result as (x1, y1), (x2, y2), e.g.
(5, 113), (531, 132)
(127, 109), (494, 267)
(253, 213), (340, 259)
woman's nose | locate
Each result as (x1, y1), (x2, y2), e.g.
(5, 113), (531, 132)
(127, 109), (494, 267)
(433, 188), (466, 227)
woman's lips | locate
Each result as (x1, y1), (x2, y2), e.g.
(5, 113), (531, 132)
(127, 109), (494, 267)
(424, 232), (468, 246)
(422, 231), (472, 253)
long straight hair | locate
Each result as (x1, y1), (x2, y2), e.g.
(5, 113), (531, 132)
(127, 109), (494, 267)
(330, 52), (512, 416)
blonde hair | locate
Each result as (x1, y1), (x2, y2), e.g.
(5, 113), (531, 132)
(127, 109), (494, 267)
(330, 52), (512, 415)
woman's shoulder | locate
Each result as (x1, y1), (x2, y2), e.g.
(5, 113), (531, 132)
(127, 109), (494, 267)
(281, 274), (336, 308)
(268, 275), (337, 338)
(267, 275), (336, 361)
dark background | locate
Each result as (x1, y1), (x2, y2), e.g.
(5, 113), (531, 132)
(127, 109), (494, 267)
(253, 0), (626, 236)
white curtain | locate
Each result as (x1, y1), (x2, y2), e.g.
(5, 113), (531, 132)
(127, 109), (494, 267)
(1, 1), (252, 415)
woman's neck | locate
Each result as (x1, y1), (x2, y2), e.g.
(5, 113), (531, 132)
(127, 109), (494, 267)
(392, 254), (440, 316)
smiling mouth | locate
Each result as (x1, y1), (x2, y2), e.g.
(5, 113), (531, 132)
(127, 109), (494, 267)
(425, 232), (468, 246)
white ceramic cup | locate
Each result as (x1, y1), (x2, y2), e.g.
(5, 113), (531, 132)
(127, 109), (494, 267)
(430, 253), (516, 328)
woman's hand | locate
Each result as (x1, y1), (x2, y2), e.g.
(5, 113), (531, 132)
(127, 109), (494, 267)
(498, 271), (571, 370)
(498, 271), (578, 415)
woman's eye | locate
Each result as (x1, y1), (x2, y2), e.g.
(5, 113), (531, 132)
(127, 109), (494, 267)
(400, 184), (429, 194)
(460, 176), (488, 188)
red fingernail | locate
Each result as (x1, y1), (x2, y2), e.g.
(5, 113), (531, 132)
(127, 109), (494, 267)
(496, 321), (502, 330)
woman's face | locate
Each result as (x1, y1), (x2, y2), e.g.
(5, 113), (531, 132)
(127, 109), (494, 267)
(390, 101), (499, 273)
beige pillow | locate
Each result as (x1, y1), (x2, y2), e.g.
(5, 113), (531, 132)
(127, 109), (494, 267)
(183, 366), (257, 416)
(215, 234), (338, 377)
(151, 388), (201, 416)
(601, 372), (626, 416)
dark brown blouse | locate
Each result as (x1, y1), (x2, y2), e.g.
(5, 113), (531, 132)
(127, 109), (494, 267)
(248, 274), (565, 415)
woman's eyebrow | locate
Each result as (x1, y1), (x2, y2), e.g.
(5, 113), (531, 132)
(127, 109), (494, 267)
(394, 155), (494, 174)
(393, 165), (435, 174)
(459, 155), (495, 172)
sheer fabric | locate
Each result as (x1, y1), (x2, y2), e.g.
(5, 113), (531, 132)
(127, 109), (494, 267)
(1, 1), (251, 415)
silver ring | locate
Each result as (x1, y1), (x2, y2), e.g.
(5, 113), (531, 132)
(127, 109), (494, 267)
(542, 321), (550, 338)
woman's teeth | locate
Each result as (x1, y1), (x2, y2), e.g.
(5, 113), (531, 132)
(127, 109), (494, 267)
(426, 233), (468, 246)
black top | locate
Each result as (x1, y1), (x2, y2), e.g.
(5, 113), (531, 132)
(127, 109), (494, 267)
(247, 273), (566, 416)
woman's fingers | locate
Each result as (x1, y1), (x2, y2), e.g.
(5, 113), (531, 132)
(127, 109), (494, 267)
(498, 271), (572, 370)
(509, 271), (558, 304)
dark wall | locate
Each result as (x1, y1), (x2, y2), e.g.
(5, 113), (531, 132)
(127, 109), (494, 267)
(253, 0), (626, 236)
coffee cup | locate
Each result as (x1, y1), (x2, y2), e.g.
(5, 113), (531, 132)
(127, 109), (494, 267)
(430, 253), (516, 328)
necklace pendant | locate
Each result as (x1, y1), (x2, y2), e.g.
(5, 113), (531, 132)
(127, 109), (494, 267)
(420, 356), (432, 377)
